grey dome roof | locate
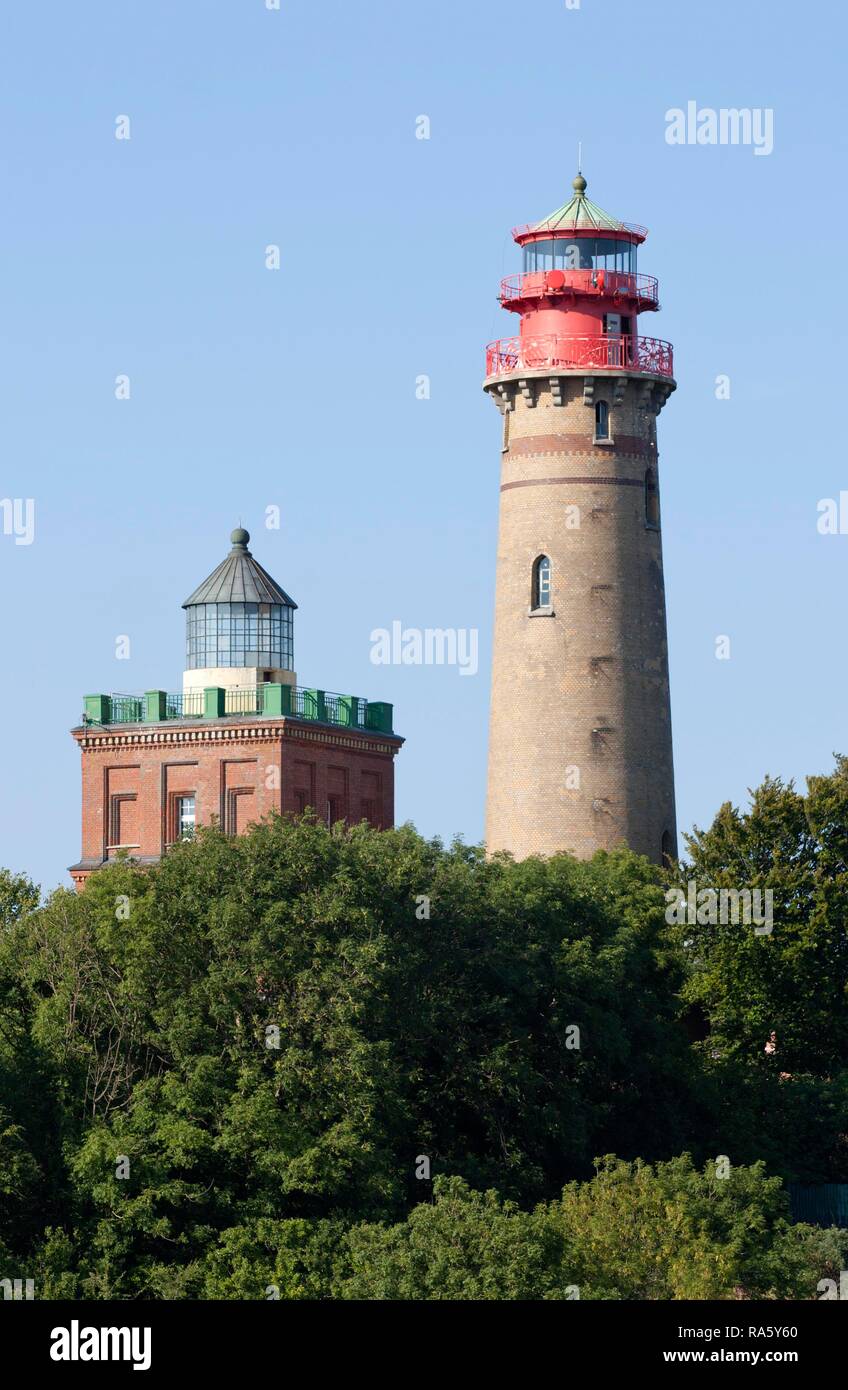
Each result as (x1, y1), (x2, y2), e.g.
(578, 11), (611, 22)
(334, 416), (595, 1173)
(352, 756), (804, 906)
(182, 528), (298, 609)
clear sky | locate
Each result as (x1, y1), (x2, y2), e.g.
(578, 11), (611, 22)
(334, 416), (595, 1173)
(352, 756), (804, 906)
(1, 0), (845, 892)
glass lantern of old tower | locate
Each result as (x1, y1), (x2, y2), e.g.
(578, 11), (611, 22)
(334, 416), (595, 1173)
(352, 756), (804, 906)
(182, 527), (298, 694)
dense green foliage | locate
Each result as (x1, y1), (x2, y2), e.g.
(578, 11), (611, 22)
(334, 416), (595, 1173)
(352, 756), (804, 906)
(200, 1161), (847, 1301)
(672, 758), (848, 1181)
(0, 759), (846, 1299)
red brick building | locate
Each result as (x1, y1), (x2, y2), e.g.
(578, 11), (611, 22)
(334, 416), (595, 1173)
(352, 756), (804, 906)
(69, 527), (402, 889)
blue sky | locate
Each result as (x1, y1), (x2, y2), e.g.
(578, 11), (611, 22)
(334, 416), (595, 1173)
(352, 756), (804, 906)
(1, 0), (845, 891)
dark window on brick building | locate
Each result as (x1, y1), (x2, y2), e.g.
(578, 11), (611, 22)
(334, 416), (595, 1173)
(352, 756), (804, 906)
(594, 399), (609, 440)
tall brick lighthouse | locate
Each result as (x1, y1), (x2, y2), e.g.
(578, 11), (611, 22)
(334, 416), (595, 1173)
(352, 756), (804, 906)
(484, 175), (676, 864)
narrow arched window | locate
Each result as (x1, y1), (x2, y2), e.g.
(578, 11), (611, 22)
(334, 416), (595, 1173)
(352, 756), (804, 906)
(594, 399), (609, 440)
(532, 555), (552, 610)
(645, 468), (660, 528)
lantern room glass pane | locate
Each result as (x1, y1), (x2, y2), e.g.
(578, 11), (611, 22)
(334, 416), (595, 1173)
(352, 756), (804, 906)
(185, 600), (294, 670)
(523, 237), (636, 275)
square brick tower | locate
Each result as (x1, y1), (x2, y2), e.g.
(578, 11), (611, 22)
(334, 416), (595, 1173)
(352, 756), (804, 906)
(69, 527), (403, 889)
(484, 175), (676, 864)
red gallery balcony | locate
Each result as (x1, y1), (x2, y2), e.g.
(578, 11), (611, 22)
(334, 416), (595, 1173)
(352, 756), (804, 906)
(485, 334), (674, 381)
(499, 269), (659, 313)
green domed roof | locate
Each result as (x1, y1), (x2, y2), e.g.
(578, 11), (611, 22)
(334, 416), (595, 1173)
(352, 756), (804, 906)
(522, 174), (639, 238)
(183, 528), (297, 609)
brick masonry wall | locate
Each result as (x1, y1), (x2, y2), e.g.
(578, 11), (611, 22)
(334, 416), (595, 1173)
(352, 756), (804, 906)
(484, 371), (677, 863)
(69, 716), (401, 889)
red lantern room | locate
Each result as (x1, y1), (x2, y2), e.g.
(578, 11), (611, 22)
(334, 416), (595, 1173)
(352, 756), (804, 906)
(486, 174), (673, 381)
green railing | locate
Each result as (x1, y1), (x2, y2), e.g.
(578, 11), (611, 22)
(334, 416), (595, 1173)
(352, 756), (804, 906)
(165, 691), (204, 719)
(225, 688), (263, 715)
(109, 695), (145, 723)
(82, 686), (394, 735)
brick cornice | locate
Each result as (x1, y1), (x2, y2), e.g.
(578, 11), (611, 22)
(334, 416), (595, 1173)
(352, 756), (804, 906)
(281, 725), (401, 757)
(71, 720), (403, 758)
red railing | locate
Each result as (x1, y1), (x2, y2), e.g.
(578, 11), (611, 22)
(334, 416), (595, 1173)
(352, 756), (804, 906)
(499, 270), (659, 308)
(485, 334), (674, 380)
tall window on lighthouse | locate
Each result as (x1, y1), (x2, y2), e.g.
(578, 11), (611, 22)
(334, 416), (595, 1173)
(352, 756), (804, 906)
(645, 469), (660, 529)
(595, 400), (610, 440)
(532, 555), (552, 610)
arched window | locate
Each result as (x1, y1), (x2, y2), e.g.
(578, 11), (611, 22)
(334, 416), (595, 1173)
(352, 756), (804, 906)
(645, 468), (660, 528)
(532, 555), (552, 610)
(594, 400), (609, 440)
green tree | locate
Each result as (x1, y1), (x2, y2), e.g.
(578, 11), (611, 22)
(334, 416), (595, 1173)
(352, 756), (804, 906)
(551, 1154), (832, 1300)
(0, 818), (700, 1293)
(336, 1161), (846, 1302)
(673, 758), (848, 1179)
(0, 868), (39, 929)
(678, 764), (848, 1072)
(1, 779), (844, 1300)
(341, 1176), (564, 1301)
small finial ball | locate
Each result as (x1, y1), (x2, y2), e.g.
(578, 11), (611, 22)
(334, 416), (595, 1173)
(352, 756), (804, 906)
(573, 173), (587, 194)
(231, 527), (250, 548)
